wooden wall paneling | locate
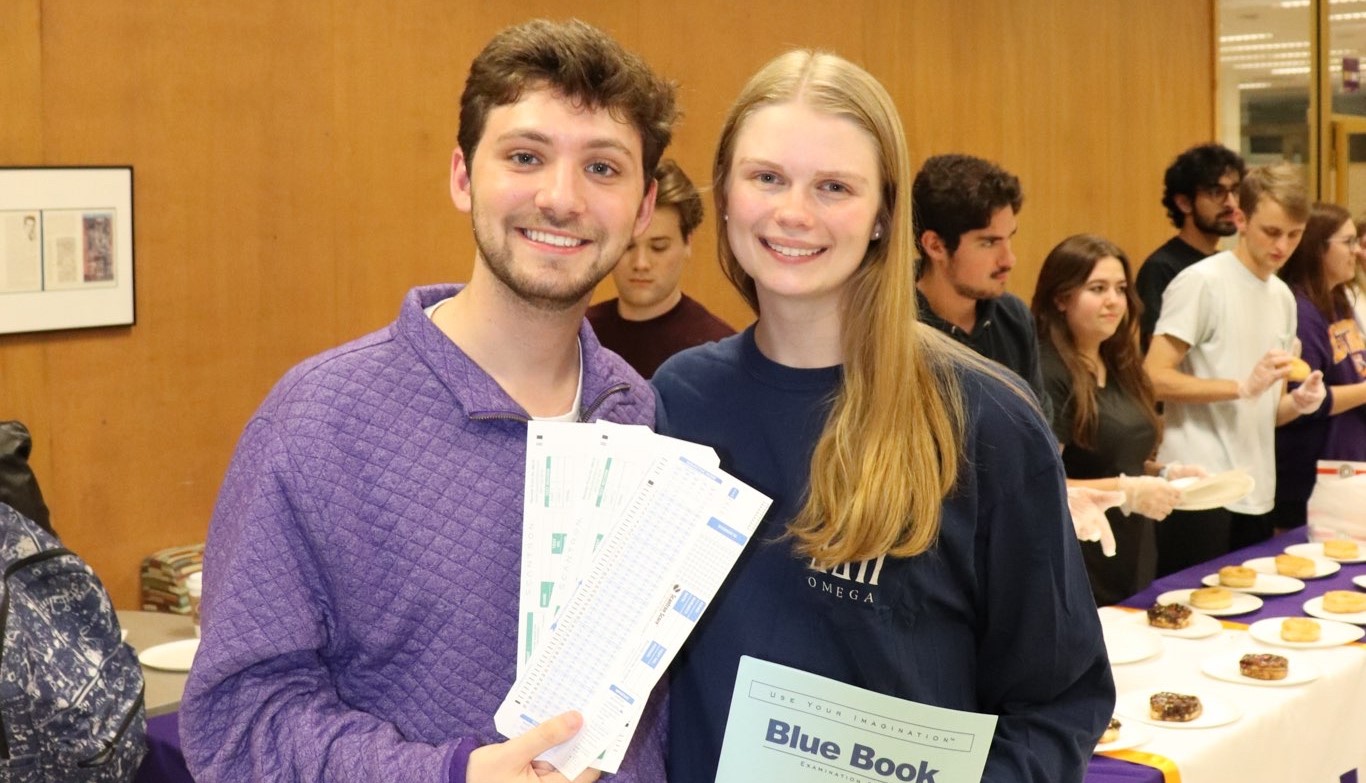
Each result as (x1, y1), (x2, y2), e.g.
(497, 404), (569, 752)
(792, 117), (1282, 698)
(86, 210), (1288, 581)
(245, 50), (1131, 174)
(332, 3), (472, 335)
(0, 1), (1215, 607)
(0, 0), (43, 161)
(24, 1), (344, 604)
(0, 0), (52, 482)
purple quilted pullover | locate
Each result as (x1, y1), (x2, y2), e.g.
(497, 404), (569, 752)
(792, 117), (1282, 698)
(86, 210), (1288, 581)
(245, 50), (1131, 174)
(180, 285), (666, 782)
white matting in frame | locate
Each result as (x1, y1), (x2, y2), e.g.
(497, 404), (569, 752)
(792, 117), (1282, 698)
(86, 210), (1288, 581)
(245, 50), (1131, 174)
(0, 166), (134, 334)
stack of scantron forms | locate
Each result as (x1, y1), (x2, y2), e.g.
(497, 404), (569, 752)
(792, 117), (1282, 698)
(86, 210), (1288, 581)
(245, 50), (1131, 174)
(495, 420), (772, 778)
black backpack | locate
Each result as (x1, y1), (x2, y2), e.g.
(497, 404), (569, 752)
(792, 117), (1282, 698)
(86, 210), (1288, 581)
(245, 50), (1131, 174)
(0, 423), (54, 538)
(0, 502), (145, 781)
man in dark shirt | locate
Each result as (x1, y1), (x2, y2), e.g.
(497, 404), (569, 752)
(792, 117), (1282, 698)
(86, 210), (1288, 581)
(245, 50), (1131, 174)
(588, 159), (734, 377)
(1136, 143), (1246, 350)
(912, 154), (1045, 405)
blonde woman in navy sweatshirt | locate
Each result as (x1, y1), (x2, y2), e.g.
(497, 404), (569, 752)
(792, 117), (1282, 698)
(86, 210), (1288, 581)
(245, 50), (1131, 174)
(653, 50), (1114, 783)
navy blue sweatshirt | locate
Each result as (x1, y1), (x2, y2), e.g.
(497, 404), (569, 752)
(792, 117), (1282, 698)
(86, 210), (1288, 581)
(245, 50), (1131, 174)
(653, 328), (1114, 783)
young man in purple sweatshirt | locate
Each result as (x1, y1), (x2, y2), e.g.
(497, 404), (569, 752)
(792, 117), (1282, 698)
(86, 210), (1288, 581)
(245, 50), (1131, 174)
(180, 19), (677, 783)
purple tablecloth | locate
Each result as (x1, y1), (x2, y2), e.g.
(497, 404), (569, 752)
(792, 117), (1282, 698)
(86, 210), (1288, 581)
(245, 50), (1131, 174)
(1087, 753), (1167, 782)
(1120, 527), (1364, 622)
(136, 712), (192, 783)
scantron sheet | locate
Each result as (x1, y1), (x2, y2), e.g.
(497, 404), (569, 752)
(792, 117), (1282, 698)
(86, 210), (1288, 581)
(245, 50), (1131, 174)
(498, 420), (771, 777)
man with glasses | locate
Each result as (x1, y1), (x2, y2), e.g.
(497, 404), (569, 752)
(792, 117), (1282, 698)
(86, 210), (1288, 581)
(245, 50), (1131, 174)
(1137, 144), (1247, 351)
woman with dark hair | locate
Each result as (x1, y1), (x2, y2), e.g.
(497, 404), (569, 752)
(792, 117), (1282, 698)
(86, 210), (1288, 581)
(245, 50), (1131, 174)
(1031, 234), (1203, 605)
(1274, 203), (1366, 528)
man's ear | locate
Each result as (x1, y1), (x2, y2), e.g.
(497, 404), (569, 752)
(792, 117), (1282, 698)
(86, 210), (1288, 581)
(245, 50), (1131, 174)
(920, 229), (949, 264)
(1173, 193), (1193, 217)
(632, 179), (658, 237)
(450, 148), (473, 213)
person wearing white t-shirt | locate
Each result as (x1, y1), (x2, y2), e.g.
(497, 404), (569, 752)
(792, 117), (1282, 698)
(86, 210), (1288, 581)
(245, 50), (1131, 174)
(1144, 163), (1327, 576)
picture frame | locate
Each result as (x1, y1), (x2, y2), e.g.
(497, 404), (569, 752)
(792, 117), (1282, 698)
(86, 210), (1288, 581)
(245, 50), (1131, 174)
(0, 166), (135, 335)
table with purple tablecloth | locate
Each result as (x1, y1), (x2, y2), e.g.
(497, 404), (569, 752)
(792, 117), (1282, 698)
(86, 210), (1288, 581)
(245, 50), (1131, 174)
(1120, 528), (1366, 620)
(1084, 528), (1366, 783)
(130, 531), (1364, 783)
(138, 712), (191, 783)
(114, 610), (195, 783)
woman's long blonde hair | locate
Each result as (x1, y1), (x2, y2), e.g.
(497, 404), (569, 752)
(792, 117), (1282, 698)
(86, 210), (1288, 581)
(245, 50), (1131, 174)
(714, 51), (972, 566)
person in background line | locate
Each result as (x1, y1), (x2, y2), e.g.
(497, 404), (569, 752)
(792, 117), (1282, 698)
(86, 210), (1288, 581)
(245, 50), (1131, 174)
(1136, 144), (1246, 351)
(655, 50), (1113, 783)
(1352, 214), (1366, 334)
(1272, 202), (1366, 529)
(908, 153), (1131, 539)
(912, 153), (1049, 410)
(180, 19), (676, 783)
(588, 158), (734, 377)
(1032, 234), (1206, 605)
(1144, 163), (1326, 575)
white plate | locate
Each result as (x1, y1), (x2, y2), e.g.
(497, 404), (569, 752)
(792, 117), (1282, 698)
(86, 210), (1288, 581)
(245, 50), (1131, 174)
(1200, 571), (1304, 595)
(1170, 470), (1255, 511)
(1247, 616), (1366, 648)
(137, 639), (200, 672)
(1135, 606), (1223, 639)
(1242, 556), (1341, 580)
(1286, 542), (1366, 564)
(1304, 596), (1366, 625)
(1102, 620), (1162, 664)
(1355, 575), (1366, 590)
(1094, 723), (1151, 753)
(1157, 589), (1263, 617)
(1116, 690), (1241, 729)
(1200, 651), (1319, 687)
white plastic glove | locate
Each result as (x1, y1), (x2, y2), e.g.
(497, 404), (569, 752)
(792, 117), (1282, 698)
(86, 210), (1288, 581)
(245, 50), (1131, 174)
(1162, 462), (1209, 481)
(1066, 487), (1123, 557)
(1290, 370), (1327, 415)
(1237, 348), (1292, 400)
(1117, 474), (1181, 521)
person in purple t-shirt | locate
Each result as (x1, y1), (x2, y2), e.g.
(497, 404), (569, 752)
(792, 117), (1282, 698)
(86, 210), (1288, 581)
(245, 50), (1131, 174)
(1273, 202), (1366, 529)
(180, 19), (676, 783)
(588, 159), (734, 377)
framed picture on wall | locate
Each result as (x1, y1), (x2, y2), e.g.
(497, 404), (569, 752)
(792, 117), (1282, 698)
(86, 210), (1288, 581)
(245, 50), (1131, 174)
(0, 166), (135, 335)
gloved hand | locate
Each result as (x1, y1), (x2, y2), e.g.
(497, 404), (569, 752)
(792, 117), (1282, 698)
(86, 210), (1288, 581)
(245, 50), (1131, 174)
(1117, 474), (1182, 520)
(1066, 487), (1123, 557)
(1237, 349), (1292, 400)
(1290, 370), (1327, 415)
(1163, 462), (1209, 481)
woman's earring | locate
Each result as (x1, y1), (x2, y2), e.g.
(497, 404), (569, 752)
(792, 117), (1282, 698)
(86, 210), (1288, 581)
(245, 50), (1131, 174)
(871, 225), (883, 241)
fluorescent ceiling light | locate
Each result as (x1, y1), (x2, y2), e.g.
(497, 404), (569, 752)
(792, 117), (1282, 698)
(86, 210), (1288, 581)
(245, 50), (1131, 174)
(1221, 51), (1318, 62)
(1221, 41), (1311, 52)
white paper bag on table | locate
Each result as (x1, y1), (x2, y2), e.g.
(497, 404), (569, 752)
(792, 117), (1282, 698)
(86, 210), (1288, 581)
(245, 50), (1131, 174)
(1307, 460), (1366, 541)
